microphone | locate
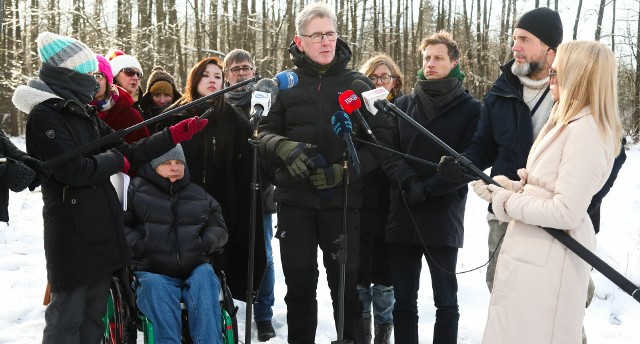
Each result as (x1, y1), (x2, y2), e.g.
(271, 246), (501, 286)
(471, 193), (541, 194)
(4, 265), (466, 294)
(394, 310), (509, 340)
(351, 79), (389, 115)
(273, 70), (298, 90)
(250, 78), (277, 124)
(338, 90), (378, 144)
(331, 111), (361, 176)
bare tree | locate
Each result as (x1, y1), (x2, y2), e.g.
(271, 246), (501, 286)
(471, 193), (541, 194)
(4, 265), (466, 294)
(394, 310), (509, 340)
(595, 0), (606, 41)
(573, 0), (583, 40)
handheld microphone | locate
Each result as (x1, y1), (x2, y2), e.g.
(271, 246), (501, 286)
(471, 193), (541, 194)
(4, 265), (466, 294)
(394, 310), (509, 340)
(273, 70), (299, 90)
(250, 78), (277, 124)
(331, 111), (361, 176)
(338, 90), (378, 144)
(351, 80), (389, 115)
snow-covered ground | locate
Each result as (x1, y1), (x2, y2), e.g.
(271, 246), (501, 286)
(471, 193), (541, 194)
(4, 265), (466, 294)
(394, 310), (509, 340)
(1, 135), (639, 343)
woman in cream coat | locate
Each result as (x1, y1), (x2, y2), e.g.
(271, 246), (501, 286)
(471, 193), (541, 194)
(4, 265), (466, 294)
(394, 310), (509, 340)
(472, 40), (623, 343)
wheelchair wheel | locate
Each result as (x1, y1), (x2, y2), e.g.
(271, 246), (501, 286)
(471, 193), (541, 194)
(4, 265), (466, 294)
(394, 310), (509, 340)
(103, 275), (138, 344)
(219, 271), (239, 344)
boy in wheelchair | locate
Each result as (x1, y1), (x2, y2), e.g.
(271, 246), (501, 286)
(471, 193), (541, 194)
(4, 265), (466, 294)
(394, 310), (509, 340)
(123, 144), (229, 343)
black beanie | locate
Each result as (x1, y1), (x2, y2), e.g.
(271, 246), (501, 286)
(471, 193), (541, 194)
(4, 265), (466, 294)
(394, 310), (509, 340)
(515, 7), (563, 49)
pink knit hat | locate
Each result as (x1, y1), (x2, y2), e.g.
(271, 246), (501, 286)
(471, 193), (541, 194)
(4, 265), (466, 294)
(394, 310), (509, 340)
(95, 54), (114, 86)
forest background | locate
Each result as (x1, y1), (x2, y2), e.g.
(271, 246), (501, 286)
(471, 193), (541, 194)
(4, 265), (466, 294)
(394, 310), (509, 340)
(1, 0), (639, 140)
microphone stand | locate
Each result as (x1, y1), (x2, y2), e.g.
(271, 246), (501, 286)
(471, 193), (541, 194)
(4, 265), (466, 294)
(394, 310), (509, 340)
(42, 75), (262, 170)
(245, 116), (261, 344)
(374, 100), (640, 304)
(332, 152), (352, 344)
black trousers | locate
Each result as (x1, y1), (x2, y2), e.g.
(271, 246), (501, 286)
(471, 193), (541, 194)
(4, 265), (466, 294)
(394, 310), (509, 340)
(388, 243), (460, 344)
(276, 205), (364, 344)
(42, 272), (111, 344)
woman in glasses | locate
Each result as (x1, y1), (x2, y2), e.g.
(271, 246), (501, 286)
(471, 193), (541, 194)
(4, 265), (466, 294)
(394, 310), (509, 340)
(90, 54), (149, 144)
(107, 50), (146, 117)
(353, 53), (403, 344)
(158, 56), (266, 304)
(472, 40), (622, 343)
(360, 53), (404, 102)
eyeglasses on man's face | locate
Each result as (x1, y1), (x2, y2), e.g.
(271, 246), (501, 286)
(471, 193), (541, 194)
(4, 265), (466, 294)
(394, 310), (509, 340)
(369, 74), (394, 84)
(121, 68), (143, 78)
(549, 69), (558, 83)
(300, 31), (338, 44)
(228, 66), (254, 75)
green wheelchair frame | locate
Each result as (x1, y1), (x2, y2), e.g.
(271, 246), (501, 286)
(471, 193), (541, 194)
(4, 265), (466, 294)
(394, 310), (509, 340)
(102, 270), (238, 344)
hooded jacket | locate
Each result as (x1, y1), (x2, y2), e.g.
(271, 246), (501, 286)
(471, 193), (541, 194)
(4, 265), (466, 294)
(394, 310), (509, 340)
(123, 163), (228, 279)
(258, 39), (392, 209)
(13, 78), (175, 292)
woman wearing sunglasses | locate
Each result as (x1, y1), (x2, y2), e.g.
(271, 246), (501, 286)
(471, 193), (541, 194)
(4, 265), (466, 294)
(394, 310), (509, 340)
(107, 50), (146, 116)
(90, 54), (149, 144)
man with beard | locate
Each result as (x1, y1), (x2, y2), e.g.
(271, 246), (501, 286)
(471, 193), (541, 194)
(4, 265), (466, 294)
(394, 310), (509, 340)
(223, 48), (277, 341)
(437, 7), (563, 292)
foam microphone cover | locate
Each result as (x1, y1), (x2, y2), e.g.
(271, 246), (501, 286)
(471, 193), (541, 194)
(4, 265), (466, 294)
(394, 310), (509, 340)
(274, 71), (299, 90)
(331, 111), (353, 136)
(254, 78), (279, 104)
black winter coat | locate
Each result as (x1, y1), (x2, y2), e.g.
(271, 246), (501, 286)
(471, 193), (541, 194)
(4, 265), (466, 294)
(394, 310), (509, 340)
(258, 39), (392, 209)
(0, 130), (29, 222)
(158, 101), (266, 300)
(123, 163), (228, 279)
(384, 90), (481, 247)
(26, 98), (175, 292)
(463, 59), (533, 181)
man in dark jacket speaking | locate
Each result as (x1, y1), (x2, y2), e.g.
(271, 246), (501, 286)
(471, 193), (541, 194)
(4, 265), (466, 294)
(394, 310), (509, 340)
(258, 3), (390, 343)
(382, 31), (480, 344)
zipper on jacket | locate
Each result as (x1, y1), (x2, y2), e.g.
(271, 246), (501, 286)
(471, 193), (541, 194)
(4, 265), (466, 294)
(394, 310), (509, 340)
(62, 185), (69, 202)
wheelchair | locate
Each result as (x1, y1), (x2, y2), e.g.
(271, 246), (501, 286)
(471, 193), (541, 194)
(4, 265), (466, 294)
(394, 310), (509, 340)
(102, 268), (239, 344)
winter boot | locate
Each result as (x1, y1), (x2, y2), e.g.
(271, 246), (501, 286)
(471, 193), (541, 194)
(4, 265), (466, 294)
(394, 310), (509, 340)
(256, 320), (276, 342)
(363, 317), (372, 344)
(373, 323), (393, 344)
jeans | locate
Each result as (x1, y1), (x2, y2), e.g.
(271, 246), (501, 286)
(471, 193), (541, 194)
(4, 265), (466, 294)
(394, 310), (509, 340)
(43, 272), (111, 344)
(389, 243), (459, 344)
(486, 219), (508, 292)
(134, 263), (223, 344)
(357, 284), (394, 325)
(254, 213), (275, 322)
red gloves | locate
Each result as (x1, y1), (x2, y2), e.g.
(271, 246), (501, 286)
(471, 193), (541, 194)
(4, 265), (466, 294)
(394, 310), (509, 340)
(169, 116), (208, 144)
(122, 156), (130, 174)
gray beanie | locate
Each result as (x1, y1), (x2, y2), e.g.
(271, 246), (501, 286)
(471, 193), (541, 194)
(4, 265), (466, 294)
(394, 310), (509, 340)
(151, 144), (186, 169)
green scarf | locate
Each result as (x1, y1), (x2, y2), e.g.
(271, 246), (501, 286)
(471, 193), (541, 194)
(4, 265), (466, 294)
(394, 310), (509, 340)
(417, 63), (466, 81)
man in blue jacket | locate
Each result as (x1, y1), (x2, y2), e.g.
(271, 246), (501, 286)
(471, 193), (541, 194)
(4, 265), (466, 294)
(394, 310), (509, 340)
(438, 7), (563, 292)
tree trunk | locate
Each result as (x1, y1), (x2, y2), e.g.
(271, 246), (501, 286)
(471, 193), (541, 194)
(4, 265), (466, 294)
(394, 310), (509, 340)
(573, 0), (582, 40)
(595, 0), (606, 41)
(634, 4), (640, 141)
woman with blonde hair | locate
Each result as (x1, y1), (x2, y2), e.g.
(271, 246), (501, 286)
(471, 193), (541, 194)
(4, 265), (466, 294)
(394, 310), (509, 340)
(472, 40), (622, 343)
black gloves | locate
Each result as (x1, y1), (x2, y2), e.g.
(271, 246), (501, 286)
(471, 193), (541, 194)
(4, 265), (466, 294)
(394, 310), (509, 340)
(275, 140), (317, 179)
(437, 155), (465, 182)
(19, 155), (47, 191)
(1, 159), (36, 192)
(402, 176), (430, 205)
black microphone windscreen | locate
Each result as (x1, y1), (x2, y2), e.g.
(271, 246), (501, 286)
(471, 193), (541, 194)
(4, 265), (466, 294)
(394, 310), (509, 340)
(331, 111), (353, 136)
(254, 79), (279, 103)
(351, 79), (373, 99)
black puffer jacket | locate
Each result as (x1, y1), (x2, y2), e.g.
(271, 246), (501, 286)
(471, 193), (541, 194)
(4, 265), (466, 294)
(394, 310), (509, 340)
(258, 39), (392, 209)
(123, 163), (228, 279)
(25, 99), (175, 292)
(0, 130), (30, 222)
(158, 101), (266, 300)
